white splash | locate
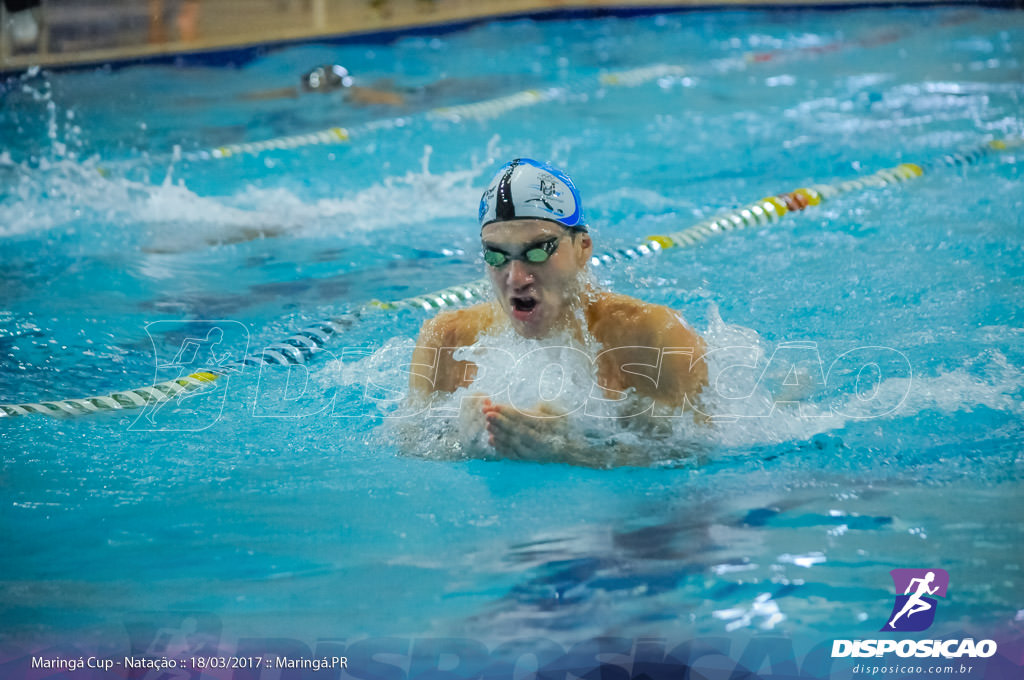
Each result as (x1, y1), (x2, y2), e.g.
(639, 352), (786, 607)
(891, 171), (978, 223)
(1, 144), (487, 251)
(311, 301), (1024, 467)
(713, 592), (786, 632)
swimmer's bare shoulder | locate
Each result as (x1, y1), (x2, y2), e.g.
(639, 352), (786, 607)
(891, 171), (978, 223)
(409, 302), (498, 397)
(586, 292), (708, 408)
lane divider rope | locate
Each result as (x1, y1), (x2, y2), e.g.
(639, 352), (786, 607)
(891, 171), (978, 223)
(2, 136), (1016, 419)
(180, 15), (978, 163)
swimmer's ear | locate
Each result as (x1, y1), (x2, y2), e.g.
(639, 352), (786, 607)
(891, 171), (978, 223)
(575, 232), (593, 265)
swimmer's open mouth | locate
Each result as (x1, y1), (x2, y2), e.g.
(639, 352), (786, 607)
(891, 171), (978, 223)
(511, 296), (537, 313)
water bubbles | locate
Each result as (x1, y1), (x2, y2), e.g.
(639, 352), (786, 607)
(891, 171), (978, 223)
(713, 592), (785, 631)
(778, 552), (827, 568)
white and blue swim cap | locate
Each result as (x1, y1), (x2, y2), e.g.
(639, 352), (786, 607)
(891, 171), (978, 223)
(479, 158), (587, 232)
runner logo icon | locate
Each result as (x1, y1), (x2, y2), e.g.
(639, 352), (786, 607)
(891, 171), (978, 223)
(882, 568), (949, 632)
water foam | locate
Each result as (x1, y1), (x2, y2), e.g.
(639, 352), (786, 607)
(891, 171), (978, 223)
(1, 144), (486, 250)
(313, 304), (1024, 467)
(3, 70), (496, 247)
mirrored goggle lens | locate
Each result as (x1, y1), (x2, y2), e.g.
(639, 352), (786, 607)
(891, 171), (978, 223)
(483, 247), (553, 267)
(483, 250), (508, 267)
(524, 247), (551, 263)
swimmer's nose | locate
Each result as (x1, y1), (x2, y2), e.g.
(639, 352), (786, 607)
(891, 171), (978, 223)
(505, 259), (535, 288)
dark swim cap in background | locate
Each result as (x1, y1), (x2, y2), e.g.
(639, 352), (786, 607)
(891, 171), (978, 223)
(301, 65), (354, 91)
(478, 158), (587, 231)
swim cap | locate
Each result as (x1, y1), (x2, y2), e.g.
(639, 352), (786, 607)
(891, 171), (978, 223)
(478, 158), (586, 231)
(301, 65), (353, 91)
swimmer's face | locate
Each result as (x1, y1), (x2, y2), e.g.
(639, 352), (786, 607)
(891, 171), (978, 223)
(481, 219), (592, 338)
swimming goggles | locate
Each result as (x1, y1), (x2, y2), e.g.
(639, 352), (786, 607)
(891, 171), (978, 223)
(301, 65), (353, 91)
(483, 236), (561, 267)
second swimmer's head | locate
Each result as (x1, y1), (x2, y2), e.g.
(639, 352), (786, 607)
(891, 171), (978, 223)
(301, 65), (354, 92)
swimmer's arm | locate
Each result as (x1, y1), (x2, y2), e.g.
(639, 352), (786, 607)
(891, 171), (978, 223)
(347, 86), (406, 107)
(239, 87), (299, 101)
(408, 312), (479, 400)
(602, 305), (707, 411)
(646, 306), (708, 410)
(408, 317), (450, 399)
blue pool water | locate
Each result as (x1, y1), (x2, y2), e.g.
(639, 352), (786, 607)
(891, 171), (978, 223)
(1, 5), (1023, 670)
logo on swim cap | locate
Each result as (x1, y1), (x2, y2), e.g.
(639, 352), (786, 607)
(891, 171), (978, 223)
(479, 158), (586, 231)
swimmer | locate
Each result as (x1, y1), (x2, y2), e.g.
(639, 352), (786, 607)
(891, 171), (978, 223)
(242, 65), (530, 109)
(242, 64), (406, 106)
(408, 158), (708, 465)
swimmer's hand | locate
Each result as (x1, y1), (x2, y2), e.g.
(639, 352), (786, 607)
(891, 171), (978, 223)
(457, 392), (490, 455)
(465, 398), (698, 468)
(481, 399), (576, 464)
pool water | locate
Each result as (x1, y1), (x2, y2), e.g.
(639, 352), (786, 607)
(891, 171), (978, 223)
(1, 4), (1023, 671)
